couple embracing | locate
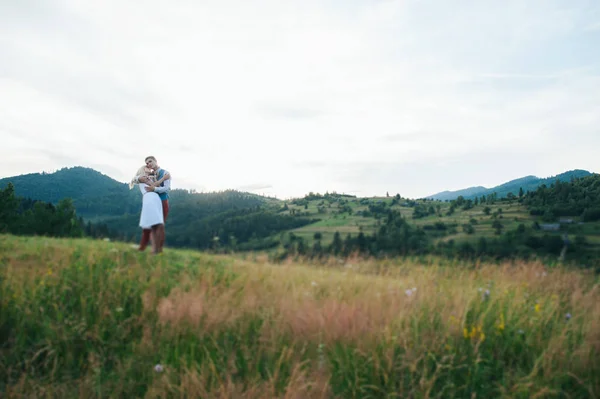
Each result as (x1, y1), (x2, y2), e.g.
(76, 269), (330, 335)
(129, 156), (171, 254)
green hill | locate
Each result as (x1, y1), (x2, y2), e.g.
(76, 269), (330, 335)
(427, 169), (593, 201)
(0, 166), (276, 221)
(0, 167), (139, 219)
(0, 167), (314, 249)
(3, 167), (600, 264)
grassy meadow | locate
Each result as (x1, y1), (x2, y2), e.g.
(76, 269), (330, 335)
(285, 197), (600, 254)
(1, 234), (600, 398)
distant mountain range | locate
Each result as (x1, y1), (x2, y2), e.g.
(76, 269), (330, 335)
(426, 169), (594, 201)
(2, 166), (595, 216)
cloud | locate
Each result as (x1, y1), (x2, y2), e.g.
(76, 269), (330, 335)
(0, 0), (599, 199)
(236, 183), (273, 192)
(255, 104), (327, 120)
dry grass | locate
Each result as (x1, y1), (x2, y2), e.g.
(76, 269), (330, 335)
(1, 234), (599, 398)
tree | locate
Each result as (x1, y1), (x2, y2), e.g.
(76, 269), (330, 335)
(492, 220), (504, 235)
(54, 198), (83, 237)
(343, 233), (353, 256)
(357, 232), (367, 253)
(519, 187), (524, 198)
(477, 237), (488, 254)
(542, 209), (555, 222)
(312, 240), (322, 256)
(297, 239), (307, 255)
(462, 200), (474, 210)
(483, 206), (491, 216)
(462, 224), (475, 234)
(0, 183), (19, 232)
(331, 231), (342, 255)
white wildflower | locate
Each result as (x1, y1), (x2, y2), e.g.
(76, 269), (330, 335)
(482, 289), (490, 301)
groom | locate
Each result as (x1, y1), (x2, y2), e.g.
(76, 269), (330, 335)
(139, 155), (171, 251)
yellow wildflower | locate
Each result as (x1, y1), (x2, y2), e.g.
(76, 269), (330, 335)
(534, 303), (541, 313)
(497, 313), (505, 331)
(465, 325), (485, 342)
(470, 326), (478, 339)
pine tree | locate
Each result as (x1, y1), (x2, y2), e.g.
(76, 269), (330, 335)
(0, 183), (19, 232)
(331, 231), (342, 255)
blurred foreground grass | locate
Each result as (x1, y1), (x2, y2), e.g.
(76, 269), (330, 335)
(1, 234), (599, 398)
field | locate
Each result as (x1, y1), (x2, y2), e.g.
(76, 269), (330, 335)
(1, 234), (600, 397)
(283, 196), (600, 252)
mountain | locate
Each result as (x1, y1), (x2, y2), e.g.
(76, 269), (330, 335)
(0, 167), (141, 219)
(427, 169), (593, 201)
(0, 166), (315, 250)
(0, 166), (271, 220)
(424, 186), (487, 202)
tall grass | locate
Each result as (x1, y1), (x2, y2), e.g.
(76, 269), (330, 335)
(1, 234), (599, 398)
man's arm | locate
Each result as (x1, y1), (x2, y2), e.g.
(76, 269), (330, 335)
(153, 171), (171, 194)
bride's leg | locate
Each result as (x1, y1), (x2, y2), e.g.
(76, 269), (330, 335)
(150, 226), (159, 254)
(139, 229), (151, 251)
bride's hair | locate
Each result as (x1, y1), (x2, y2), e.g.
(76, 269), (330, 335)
(129, 166), (154, 189)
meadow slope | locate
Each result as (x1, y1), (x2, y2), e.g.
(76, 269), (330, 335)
(1, 235), (599, 398)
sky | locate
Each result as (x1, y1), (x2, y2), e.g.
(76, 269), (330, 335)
(1, 0), (599, 199)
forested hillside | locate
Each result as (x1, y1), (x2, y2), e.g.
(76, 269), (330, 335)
(2, 167), (600, 266)
(0, 167), (139, 218)
(523, 174), (600, 221)
(0, 167), (316, 250)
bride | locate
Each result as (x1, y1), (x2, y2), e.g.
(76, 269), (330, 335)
(130, 166), (170, 254)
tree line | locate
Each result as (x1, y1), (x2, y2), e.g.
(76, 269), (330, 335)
(0, 183), (90, 238)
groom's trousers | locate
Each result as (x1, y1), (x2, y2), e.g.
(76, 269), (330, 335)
(139, 199), (170, 250)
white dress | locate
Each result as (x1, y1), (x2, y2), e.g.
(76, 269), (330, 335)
(138, 183), (164, 229)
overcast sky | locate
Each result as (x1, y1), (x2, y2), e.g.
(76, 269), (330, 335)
(1, 0), (599, 199)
